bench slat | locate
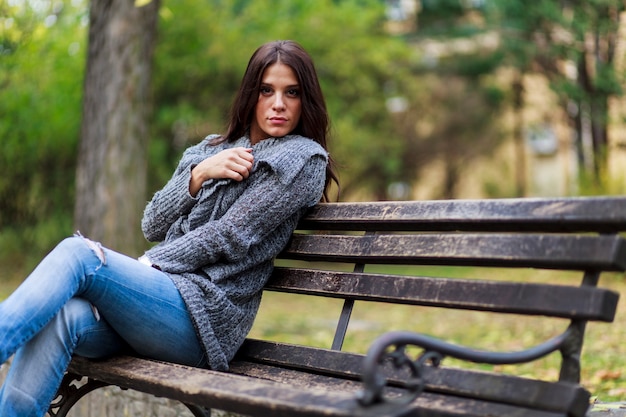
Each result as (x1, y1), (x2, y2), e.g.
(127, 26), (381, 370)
(235, 340), (589, 417)
(268, 267), (619, 321)
(68, 356), (368, 417)
(299, 197), (626, 232)
(280, 233), (626, 271)
(228, 361), (573, 417)
(68, 355), (571, 417)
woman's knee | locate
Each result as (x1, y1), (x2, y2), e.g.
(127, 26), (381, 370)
(46, 298), (100, 345)
(56, 235), (84, 252)
(57, 235), (106, 265)
(60, 299), (127, 358)
(40, 298), (124, 358)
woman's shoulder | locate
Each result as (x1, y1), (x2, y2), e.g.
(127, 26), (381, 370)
(258, 134), (327, 157)
(285, 134), (325, 150)
(183, 134), (249, 156)
(254, 135), (327, 184)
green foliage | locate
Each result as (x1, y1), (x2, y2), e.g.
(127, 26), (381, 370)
(436, 49), (505, 78)
(1, 0), (423, 260)
(0, 0), (86, 239)
(151, 0), (422, 199)
(419, 0), (486, 37)
(0, 214), (73, 292)
(5, 0), (626, 254)
(406, 1), (511, 199)
(490, 0), (625, 186)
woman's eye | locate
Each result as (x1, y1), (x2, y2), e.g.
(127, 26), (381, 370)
(287, 89), (300, 97)
(260, 86), (272, 95)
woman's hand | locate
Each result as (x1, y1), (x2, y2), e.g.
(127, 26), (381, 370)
(189, 147), (254, 197)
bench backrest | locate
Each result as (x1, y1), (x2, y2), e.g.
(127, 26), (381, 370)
(246, 197), (626, 383)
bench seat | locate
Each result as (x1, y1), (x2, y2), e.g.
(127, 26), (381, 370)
(51, 197), (626, 417)
(66, 351), (588, 417)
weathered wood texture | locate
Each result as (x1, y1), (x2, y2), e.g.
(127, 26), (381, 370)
(56, 197), (626, 417)
(233, 340), (590, 413)
(268, 267), (618, 320)
(281, 233), (626, 270)
(298, 197), (626, 232)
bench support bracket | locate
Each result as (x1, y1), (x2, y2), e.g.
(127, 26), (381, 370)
(359, 327), (573, 406)
(49, 373), (108, 417)
(49, 372), (211, 417)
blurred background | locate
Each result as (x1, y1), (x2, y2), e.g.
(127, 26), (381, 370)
(2, 0), (626, 281)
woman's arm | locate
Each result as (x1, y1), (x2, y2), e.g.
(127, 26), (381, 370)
(188, 147), (253, 197)
(141, 156), (200, 242)
(142, 144), (253, 241)
(144, 155), (327, 273)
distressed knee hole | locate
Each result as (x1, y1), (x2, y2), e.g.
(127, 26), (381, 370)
(73, 232), (106, 266)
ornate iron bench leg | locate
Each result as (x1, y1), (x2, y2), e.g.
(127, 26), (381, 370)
(49, 373), (109, 417)
(186, 404), (212, 417)
(49, 372), (211, 417)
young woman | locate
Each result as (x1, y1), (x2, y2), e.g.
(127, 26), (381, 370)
(0, 40), (338, 417)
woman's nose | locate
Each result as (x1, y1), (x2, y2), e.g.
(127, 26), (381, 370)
(272, 94), (285, 110)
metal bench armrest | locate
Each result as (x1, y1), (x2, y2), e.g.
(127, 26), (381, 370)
(358, 326), (573, 406)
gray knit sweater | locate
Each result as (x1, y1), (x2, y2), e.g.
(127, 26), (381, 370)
(141, 134), (328, 371)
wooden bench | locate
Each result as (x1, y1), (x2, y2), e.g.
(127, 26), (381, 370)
(49, 196), (626, 417)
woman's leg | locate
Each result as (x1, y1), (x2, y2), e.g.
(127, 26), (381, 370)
(0, 235), (205, 365)
(78, 238), (207, 365)
(0, 298), (128, 417)
(0, 235), (206, 416)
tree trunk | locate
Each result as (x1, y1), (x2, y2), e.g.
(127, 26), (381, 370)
(512, 71), (527, 197)
(74, 0), (159, 256)
(590, 96), (609, 184)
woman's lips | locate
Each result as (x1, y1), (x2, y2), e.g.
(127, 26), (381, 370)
(269, 117), (288, 125)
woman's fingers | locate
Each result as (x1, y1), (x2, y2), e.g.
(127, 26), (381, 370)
(222, 148), (253, 180)
(201, 147), (254, 181)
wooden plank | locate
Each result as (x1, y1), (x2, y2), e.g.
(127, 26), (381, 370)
(228, 362), (574, 417)
(267, 268), (619, 321)
(280, 233), (626, 271)
(298, 197), (626, 232)
(235, 340), (590, 417)
(68, 355), (571, 417)
(68, 356), (370, 417)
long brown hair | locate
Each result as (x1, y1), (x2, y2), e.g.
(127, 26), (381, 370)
(213, 40), (338, 201)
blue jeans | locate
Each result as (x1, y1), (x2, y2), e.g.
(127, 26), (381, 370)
(0, 236), (207, 417)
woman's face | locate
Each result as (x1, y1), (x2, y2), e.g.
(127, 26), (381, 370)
(250, 62), (302, 144)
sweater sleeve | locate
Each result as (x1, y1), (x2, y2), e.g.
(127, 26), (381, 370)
(143, 154), (327, 273)
(141, 166), (198, 242)
(141, 137), (221, 242)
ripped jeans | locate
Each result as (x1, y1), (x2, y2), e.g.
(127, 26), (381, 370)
(0, 236), (207, 417)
